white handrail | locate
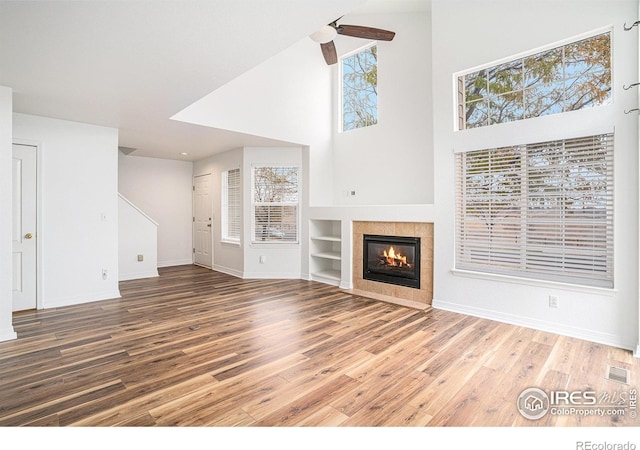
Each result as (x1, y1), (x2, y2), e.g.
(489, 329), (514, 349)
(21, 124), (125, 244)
(118, 193), (159, 227)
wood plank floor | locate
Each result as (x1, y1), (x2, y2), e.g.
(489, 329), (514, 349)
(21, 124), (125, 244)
(0, 264), (638, 427)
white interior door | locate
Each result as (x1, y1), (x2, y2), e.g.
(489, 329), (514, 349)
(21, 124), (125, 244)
(12, 144), (37, 312)
(193, 174), (212, 268)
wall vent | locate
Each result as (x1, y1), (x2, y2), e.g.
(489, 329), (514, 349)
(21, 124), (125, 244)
(605, 365), (630, 385)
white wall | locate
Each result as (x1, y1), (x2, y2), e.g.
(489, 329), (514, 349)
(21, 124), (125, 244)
(118, 154), (193, 267)
(13, 113), (120, 308)
(193, 148), (244, 277)
(332, 11), (433, 206)
(176, 11), (434, 208)
(118, 194), (159, 281)
(172, 37), (334, 206)
(431, 0), (639, 350)
(0, 86), (16, 342)
(193, 146), (303, 279)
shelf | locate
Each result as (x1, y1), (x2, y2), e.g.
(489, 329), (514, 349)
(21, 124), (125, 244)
(311, 235), (341, 243)
(309, 219), (343, 287)
(311, 269), (341, 282)
(311, 251), (341, 261)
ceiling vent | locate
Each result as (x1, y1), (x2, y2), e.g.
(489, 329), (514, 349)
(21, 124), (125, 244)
(118, 146), (137, 155)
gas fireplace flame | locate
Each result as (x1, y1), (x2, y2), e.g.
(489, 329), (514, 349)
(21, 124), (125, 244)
(381, 246), (412, 268)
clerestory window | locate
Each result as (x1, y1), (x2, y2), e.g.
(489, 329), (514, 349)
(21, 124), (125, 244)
(341, 43), (378, 132)
(457, 32), (611, 130)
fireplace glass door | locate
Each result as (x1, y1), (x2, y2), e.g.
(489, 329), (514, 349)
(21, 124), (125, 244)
(363, 234), (420, 289)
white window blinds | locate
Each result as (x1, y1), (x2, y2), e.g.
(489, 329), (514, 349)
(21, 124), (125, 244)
(455, 133), (614, 288)
(222, 168), (241, 243)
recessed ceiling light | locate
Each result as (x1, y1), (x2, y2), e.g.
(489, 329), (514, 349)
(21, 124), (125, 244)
(180, 152), (189, 156)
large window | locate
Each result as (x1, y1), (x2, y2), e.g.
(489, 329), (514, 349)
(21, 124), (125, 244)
(341, 43), (378, 131)
(455, 133), (613, 288)
(251, 166), (299, 243)
(457, 32), (611, 130)
(221, 168), (240, 243)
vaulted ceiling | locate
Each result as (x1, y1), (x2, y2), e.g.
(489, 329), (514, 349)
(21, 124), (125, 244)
(0, 0), (428, 161)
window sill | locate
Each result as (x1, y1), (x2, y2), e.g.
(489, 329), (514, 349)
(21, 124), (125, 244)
(221, 239), (241, 248)
(339, 122), (378, 134)
(250, 241), (300, 248)
(450, 268), (617, 297)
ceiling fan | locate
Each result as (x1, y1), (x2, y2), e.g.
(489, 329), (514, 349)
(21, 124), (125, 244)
(309, 18), (396, 65)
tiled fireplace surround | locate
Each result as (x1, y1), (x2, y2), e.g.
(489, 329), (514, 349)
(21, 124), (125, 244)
(352, 221), (433, 310)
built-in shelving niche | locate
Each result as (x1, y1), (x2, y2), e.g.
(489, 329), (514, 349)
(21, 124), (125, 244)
(309, 219), (342, 286)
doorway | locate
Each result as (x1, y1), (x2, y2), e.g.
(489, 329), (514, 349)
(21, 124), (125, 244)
(193, 174), (212, 268)
(12, 143), (37, 311)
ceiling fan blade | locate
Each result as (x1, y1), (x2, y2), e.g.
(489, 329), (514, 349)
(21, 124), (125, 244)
(320, 41), (338, 65)
(337, 24), (395, 41)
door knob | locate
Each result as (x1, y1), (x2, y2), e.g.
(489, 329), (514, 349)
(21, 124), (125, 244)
(207, 224), (211, 227)
(25, 233), (33, 239)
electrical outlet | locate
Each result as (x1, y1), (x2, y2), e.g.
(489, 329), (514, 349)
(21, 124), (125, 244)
(259, 255), (266, 264)
(102, 268), (108, 280)
(137, 254), (144, 262)
(549, 295), (559, 308)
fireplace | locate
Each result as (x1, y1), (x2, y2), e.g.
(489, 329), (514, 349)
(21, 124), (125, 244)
(363, 234), (421, 289)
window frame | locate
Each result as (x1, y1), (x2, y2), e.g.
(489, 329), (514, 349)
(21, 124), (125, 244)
(339, 41), (378, 133)
(452, 27), (615, 291)
(221, 167), (241, 245)
(455, 133), (614, 289)
(250, 164), (300, 245)
(453, 26), (613, 132)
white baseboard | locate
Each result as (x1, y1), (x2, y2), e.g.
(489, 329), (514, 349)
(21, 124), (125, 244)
(119, 270), (159, 281)
(212, 264), (243, 279)
(200, 265), (303, 282)
(0, 327), (17, 342)
(242, 271), (302, 280)
(433, 298), (635, 352)
(157, 259), (193, 268)
(43, 289), (122, 309)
